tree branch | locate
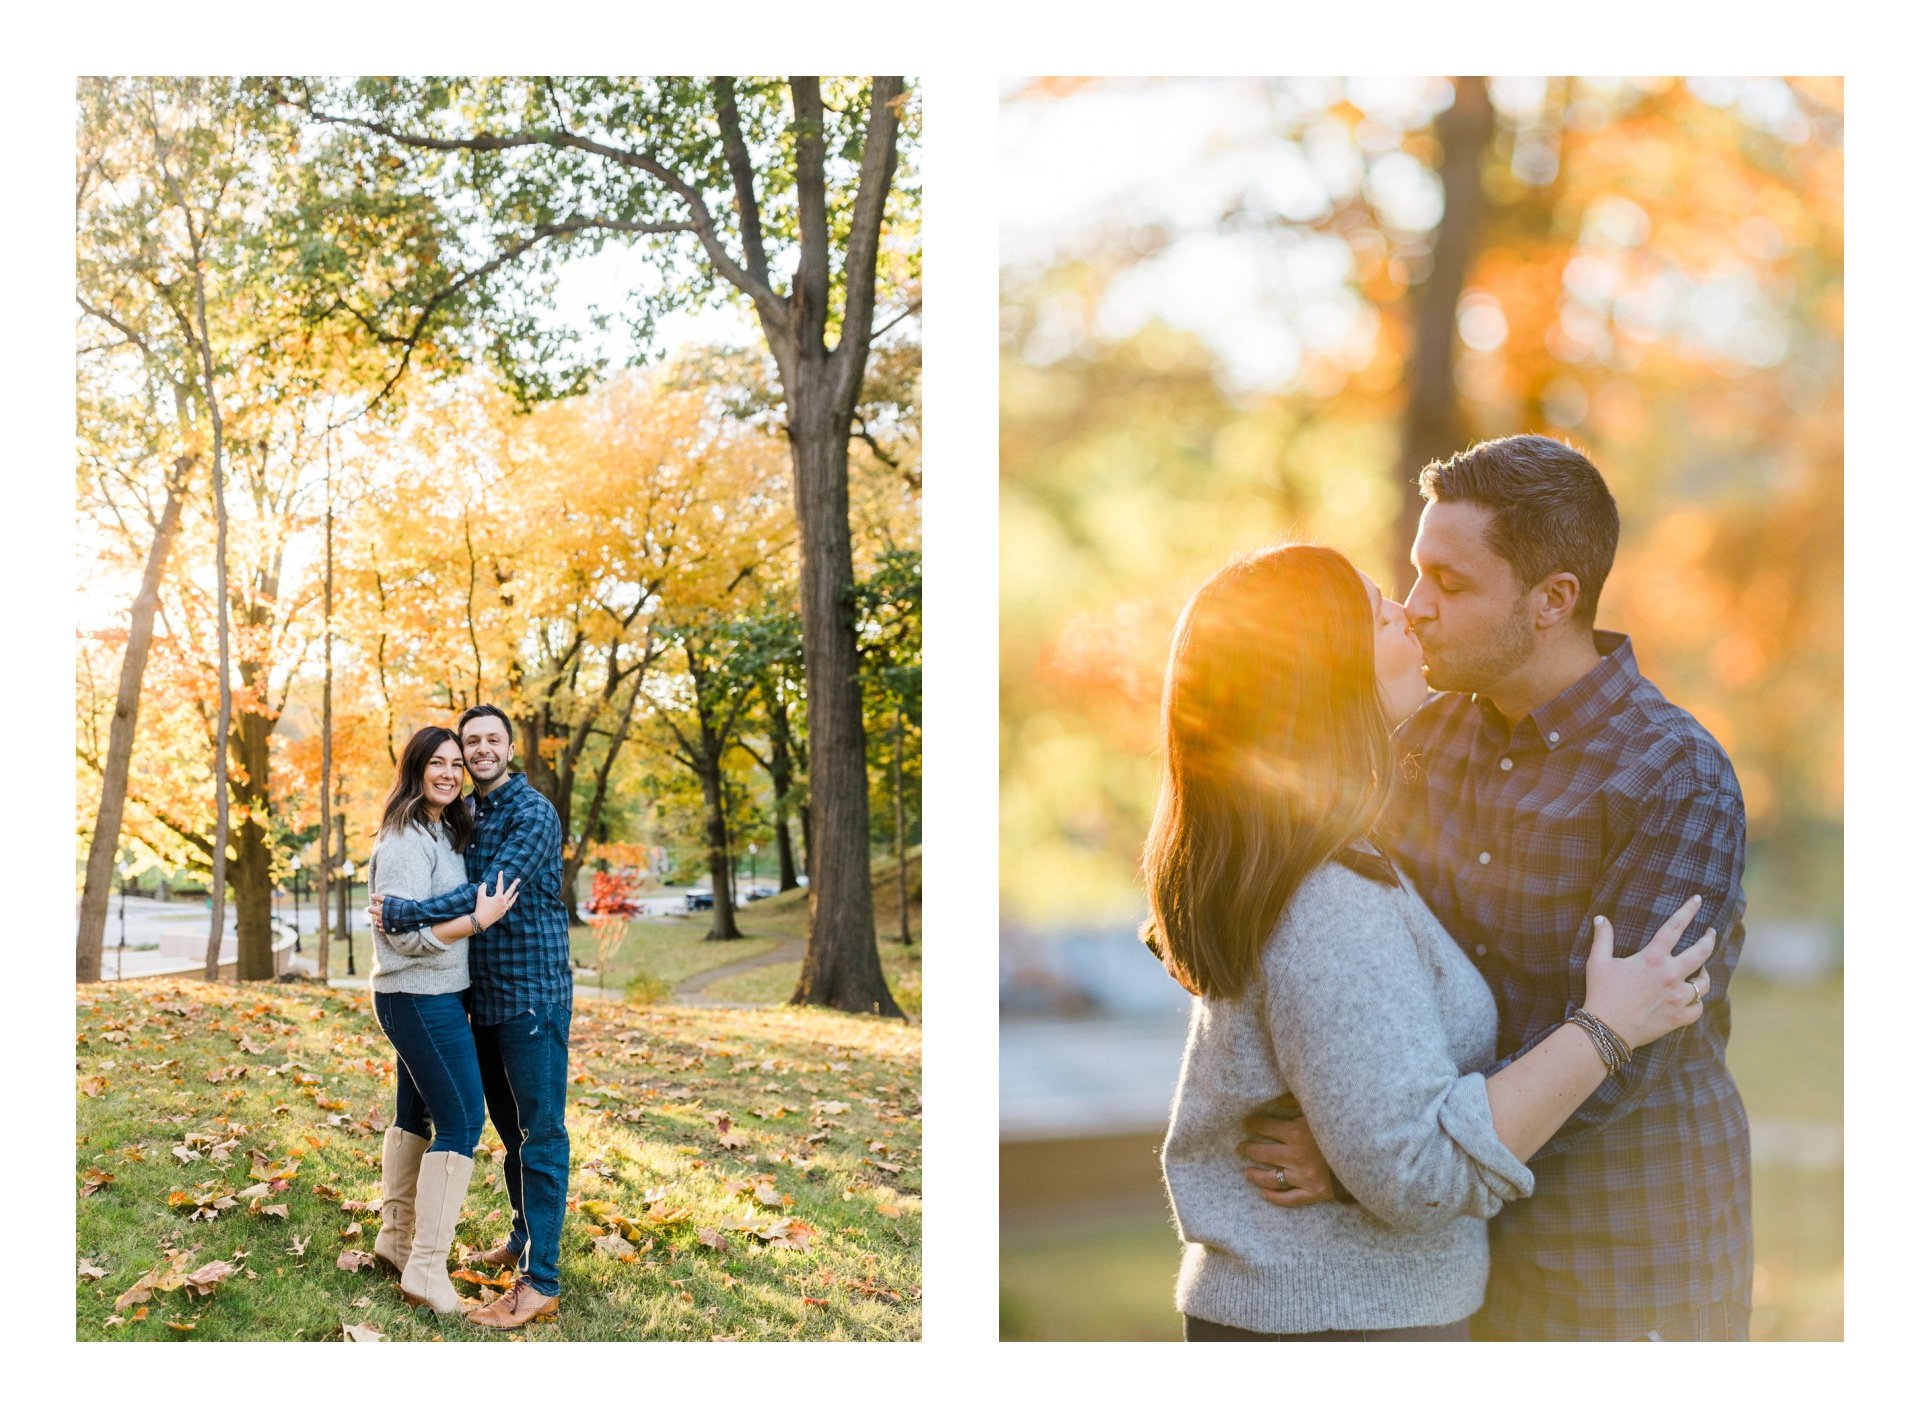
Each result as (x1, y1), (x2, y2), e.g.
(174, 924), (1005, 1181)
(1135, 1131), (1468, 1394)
(832, 77), (906, 412)
(712, 77), (770, 286)
(789, 78), (832, 356)
(276, 87), (790, 333)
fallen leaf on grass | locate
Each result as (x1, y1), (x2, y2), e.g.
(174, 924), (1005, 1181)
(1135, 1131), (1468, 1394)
(342, 1323), (385, 1342)
(115, 1250), (195, 1311)
(248, 1150), (300, 1183)
(184, 1259), (238, 1297)
(78, 1258), (107, 1281)
(695, 1228), (728, 1252)
(165, 1320), (196, 1332)
(339, 1223), (362, 1240)
(336, 1250), (377, 1273)
(592, 1233), (636, 1259)
(287, 1235), (309, 1257)
(80, 1076), (108, 1097)
(80, 1167), (114, 1197)
(448, 1269), (511, 1290)
(729, 1209), (817, 1250)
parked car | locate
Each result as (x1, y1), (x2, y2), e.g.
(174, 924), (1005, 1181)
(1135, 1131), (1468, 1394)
(683, 890), (714, 911)
(745, 886), (776, 901)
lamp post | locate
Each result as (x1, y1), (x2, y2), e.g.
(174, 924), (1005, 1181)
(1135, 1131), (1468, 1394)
(343, 860), (355, 979)
(291, 865), (302, 953)
(749, 842), (758, 895)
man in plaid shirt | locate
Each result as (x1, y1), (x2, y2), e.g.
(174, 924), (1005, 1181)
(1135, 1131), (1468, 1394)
(1243, 436), (1751, 1340)
(371, 704), (573, 1331)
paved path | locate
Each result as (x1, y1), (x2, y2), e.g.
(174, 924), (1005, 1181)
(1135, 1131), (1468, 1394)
(673, 937), (806, 1005)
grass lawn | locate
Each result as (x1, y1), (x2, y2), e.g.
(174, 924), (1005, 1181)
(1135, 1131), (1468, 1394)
(565, 915), (776, 998)
(1000, 969), (1842, 1341)
(77, 979), (920, 1341)
(705, 853), (922, 1013)
(706, 937), (920, 1013)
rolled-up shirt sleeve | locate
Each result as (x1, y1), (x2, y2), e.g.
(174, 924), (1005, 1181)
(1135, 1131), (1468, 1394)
(1270, 889), (1534, 1233)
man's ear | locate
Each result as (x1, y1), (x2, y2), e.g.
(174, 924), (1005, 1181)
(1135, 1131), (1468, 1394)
(1534, 572), (1582, 629)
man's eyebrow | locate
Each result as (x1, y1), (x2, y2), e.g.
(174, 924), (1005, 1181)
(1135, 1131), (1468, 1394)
(1413, 551), (1463, 580)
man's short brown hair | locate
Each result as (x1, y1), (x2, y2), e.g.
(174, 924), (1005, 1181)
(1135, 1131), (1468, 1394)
(1419, 434), (1619, 626)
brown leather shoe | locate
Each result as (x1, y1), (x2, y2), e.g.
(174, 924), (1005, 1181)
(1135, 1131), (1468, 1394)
(470, 1237), (524, 1270)
(465, 1276), (559, 1330)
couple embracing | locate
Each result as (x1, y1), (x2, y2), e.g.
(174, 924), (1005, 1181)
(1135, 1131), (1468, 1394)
(1154, 435), (1751, 1341)
(363, 704), (572, 1331)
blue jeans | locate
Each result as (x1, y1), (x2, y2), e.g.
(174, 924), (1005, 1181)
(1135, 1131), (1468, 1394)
(474, 1001), (571, 1298)
(373, 990), (484, 1156)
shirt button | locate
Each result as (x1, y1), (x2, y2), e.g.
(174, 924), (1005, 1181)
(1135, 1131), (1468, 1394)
(1478, 851), (1492, 865)
(1547, 731), (1561, 744)
(1499, 757), (1514, 771)
(1475, 943), (1488, 957)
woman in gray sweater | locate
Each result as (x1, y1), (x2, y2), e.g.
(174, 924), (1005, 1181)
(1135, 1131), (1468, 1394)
(368, 726), (519, 1315)
(1147, 546), (1713, 1340)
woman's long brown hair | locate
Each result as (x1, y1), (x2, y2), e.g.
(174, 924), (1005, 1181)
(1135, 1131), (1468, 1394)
(379, 727), (474, 854)
(1142, 544), (1396, 999)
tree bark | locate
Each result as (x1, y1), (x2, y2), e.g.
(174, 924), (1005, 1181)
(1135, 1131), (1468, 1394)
(784, 375), (897, 1014)
(230, 702), (278, 978)
(1393, 75), (1494, 597)
(318, 469), (334, 980)
(699, 761), (740, 942)
(77, 454), (193, 984)
(203, 440), (233, 982)
(767, 689), (800, 894)
(894, 701), (911, 949)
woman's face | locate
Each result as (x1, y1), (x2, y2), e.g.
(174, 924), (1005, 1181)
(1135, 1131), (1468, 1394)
(1365, 574), (1430, 725)
(423, 740), (466, 808)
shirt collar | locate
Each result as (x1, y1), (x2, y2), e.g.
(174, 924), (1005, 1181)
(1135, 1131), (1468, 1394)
(472, 771), (527, 816)
(1475, 630), (1639, 752)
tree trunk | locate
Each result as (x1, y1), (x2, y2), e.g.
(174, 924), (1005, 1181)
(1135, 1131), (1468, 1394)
(894, 701), (911, 948)
(785, 376), (899, 1015)
(77, 458), (191, 983)
(334, 813), (351, 940)
(318, 470), (334, 980)
(230, 705), (278, 978)
(766, 686), (801, 894)
(698, 763), (741, 941)
(1393, 75), (1494, 597)
(561, 855), (585, 927)
(204, 452), (233, 982)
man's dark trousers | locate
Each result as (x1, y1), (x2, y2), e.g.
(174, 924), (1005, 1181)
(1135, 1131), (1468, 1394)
(472, 998), (571, 1298)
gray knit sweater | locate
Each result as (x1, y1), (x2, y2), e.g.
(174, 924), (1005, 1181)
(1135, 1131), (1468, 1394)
(367, 820), (471, 995)
(1161, 855), (1535, 1334)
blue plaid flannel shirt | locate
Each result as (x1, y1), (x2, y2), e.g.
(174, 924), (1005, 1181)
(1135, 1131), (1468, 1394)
(380, 772), (573, 1027)
(1389, 632), (1752, 1340)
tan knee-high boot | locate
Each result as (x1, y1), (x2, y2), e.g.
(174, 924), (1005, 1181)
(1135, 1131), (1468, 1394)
(400, 1151), (476, 1315)
(373, 1128), (428, 1275)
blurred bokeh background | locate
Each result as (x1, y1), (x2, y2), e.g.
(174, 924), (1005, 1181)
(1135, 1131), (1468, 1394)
(998, 77), (1842, 1341)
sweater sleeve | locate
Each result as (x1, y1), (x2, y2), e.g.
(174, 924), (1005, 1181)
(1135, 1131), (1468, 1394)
(373, 831), (452, 958)
(1268, 876), (1534, 1233)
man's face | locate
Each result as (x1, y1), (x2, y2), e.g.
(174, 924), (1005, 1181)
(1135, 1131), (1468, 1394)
(1404, 500), (1535, 694)
(460, 714), (513, 787)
